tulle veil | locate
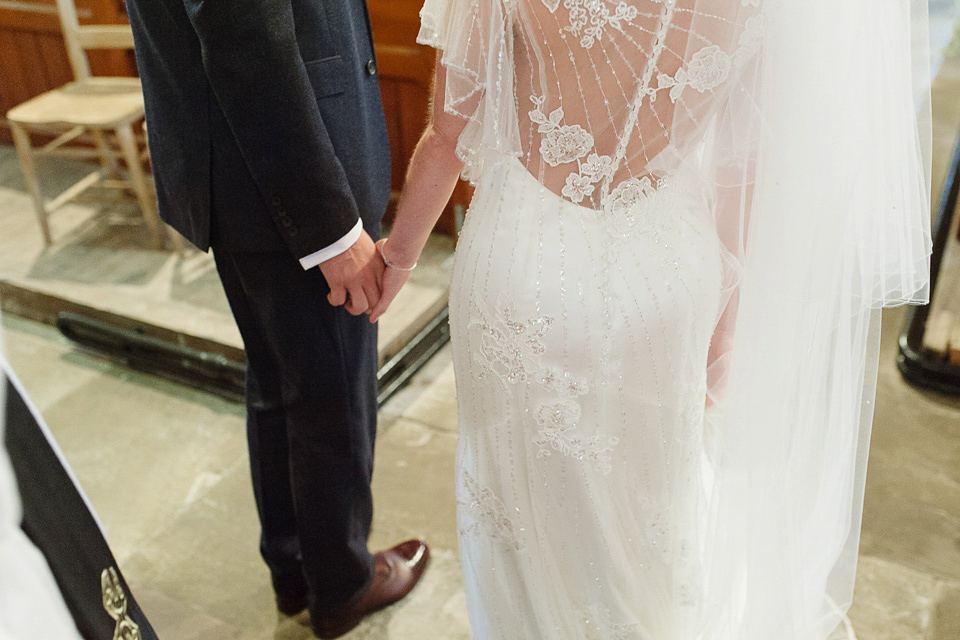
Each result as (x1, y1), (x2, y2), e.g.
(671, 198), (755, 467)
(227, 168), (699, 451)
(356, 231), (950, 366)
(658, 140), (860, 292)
(418, 0), (933, 637)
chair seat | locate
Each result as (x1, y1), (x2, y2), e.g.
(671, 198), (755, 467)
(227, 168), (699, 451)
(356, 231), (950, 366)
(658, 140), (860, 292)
(7, 77), (144, 128)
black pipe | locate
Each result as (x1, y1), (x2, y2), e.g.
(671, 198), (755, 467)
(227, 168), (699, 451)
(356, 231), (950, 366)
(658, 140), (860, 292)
(897, 129), (960, 395)
(56, 307), (450, 406)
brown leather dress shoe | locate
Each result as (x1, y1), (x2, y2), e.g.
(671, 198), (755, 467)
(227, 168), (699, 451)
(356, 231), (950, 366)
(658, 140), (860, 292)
(312, 539), (429, 639)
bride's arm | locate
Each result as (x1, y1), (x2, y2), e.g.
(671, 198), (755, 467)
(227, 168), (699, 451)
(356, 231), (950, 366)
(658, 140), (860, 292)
(369, 54), (471, 322)
(706, 152), (754, 407)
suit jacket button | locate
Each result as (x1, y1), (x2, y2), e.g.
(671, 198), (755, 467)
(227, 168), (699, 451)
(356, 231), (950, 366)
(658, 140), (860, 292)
(365, 59), (377, 76)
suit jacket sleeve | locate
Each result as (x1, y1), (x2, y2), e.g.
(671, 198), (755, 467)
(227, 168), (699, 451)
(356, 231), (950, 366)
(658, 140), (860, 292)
(182, 0), (361, 259)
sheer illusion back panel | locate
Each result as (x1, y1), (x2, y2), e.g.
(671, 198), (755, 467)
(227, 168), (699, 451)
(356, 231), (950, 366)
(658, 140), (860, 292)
(508, 0), (758, 208)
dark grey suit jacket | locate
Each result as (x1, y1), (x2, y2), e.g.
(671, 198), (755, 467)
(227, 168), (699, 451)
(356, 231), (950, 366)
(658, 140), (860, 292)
(127, 0), (391, 257)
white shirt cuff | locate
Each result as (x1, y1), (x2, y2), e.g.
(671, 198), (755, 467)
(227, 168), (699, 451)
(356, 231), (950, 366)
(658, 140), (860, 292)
(298, 219), (363, 270)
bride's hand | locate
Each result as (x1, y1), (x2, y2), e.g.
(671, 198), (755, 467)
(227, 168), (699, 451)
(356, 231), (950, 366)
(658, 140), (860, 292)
(369, 238), (415, 323)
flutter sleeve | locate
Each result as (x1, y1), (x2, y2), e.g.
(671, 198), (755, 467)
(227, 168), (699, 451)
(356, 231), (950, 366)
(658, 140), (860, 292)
(416, 0), (452, 48)
(417, 0), (519, 181)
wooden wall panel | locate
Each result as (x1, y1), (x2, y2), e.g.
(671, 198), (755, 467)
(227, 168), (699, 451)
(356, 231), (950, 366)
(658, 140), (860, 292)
(0, 31), (32, 114)
(368, 0), (469, 237)
(35, 32), (75, 88)
(0, 0), (137, 143)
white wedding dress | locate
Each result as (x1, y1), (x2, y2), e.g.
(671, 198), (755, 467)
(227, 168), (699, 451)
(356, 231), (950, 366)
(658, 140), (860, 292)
(451, 156), (721, 639)
(420, 1), (933, 638)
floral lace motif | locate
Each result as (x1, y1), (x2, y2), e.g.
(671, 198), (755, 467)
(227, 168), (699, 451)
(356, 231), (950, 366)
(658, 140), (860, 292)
(530, 96), (595, 169)
(471, 293), (554, 387)
(602, 175), (682, 245)
(539, 0), (640, 50)
(471, 292), (619, 474)
(655, 11), (764, 103)
(539, 367), (589, 397)
(460, 471), (523, 550)
(533, 399), (619, 475)
(530, 96), (618, 206)
(736, 14), (765, 60)
(606, 176), (658, 215)
(533, 359), (617, 474)
(657, 45), (732, 103)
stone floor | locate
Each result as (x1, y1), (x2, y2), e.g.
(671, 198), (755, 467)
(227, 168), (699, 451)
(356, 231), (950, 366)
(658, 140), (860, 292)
(0, 144), (453, 366)
(4, 298), (960, 640)
(2, 313), (466, 640)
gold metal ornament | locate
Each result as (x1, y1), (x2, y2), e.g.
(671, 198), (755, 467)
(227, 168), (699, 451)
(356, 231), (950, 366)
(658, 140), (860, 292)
(101, 567), (142, 640)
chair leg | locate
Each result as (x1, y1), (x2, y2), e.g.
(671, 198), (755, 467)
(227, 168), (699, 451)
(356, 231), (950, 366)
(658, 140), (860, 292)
(10, 122), (52, 245)
(92, 129), (120, 178)
(116, 123), (164, 249)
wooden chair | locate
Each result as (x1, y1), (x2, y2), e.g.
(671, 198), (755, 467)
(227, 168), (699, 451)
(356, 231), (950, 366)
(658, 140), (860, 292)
(5, 0), (179, 250)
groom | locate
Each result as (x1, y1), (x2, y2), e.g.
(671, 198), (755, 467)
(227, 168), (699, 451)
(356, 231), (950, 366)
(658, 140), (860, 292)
(126, 0), (428, 636)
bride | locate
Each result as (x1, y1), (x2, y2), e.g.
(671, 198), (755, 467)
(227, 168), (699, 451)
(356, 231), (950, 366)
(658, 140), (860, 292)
(366, 0), (932, 637)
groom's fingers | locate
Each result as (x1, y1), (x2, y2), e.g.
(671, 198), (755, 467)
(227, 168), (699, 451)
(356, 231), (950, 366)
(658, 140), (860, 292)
(344, 286), (368, 316)
(327, 285), (347, 307)
(362, 280), (381, 311)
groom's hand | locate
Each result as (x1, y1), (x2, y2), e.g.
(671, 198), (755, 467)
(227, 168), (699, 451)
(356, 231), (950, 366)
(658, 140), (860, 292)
(319, 230), (382, 315)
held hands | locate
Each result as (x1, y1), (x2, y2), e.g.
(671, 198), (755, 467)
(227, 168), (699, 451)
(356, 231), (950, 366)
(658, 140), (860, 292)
(369, 238), (415, 324)
(319, 232), (415, 321)
(319, 230), (383, 316)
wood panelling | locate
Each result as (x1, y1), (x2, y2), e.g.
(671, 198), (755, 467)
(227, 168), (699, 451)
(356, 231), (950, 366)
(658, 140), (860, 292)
(0, 0), (137, 143)
(369, 0), (470, 236)
(34, 32), (75, 87)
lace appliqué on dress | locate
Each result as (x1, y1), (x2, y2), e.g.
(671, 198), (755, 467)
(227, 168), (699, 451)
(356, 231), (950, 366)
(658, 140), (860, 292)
(530, 96), (595, 168)
(657, 45), (732, 103)
(737, 14), (765, 57)
(530, 97), (618, 206)
(539, 367), (589, 397)
(601, 175), (678, 245)
(655, 12), (764, 103)
(542, 0), (641, 50)
(533, 399), (619, 475)
(534, 365), (618, 475)
(471, 293), (619, 474)
(460, 471), (523, 550)
(471, 292), (554, 387)
(606, 175), (658, 215)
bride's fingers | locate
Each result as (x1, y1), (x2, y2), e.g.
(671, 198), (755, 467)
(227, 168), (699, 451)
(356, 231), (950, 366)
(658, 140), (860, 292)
(370, 272), (409, 323)
(369, 289), (392, 323)
(362, 281), (381, 312)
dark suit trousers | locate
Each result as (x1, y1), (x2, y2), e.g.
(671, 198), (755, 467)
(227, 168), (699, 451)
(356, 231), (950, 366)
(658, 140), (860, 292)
(213, 249), (377, 616)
